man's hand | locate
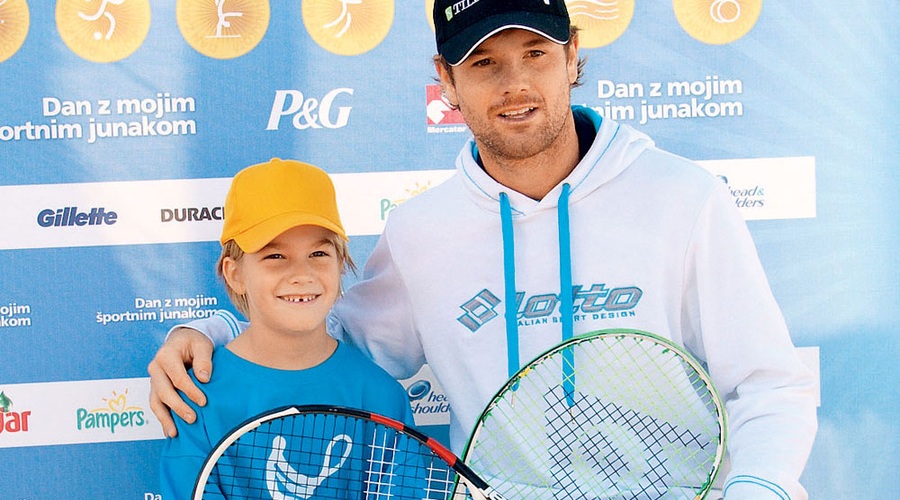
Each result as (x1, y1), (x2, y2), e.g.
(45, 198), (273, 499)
(147, 327), (214, 438)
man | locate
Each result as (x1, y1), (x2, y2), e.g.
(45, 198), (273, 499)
(149, 1), (817, 498)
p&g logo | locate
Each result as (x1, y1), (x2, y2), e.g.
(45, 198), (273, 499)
(266, 88), (353, 131)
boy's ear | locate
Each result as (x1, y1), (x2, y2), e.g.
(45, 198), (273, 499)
(221, 257), (245, 295)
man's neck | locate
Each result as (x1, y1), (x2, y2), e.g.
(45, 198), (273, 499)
(478, 116), (581, 201)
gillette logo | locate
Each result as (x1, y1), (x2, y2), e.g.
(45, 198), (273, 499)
(37, 207), (118, 227)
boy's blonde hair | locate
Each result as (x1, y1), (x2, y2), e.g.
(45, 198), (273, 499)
(216, 158), (354, 318)
(216, 233), (356, 319)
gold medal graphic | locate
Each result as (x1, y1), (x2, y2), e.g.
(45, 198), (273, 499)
(56, 0), (151, 63)
(302, 0), (393, 56)
(568, 0), (634, 49)
(0, 0), (29, 63)
(177, 0), (270, 59)
(673, 0), (762, 45)
(425, 0), (434, 32)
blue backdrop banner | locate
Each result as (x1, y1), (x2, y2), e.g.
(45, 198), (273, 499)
(1, 1), (897, 498)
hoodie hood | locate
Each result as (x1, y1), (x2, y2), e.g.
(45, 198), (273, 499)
(456, 105), (655, 216)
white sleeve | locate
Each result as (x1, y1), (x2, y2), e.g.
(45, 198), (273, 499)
(681, 184), (818, 500)
(329, 227), (426, 380)
(164, 309), (247, 347)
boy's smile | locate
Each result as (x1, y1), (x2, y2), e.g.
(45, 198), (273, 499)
(224, 224), (342, 343)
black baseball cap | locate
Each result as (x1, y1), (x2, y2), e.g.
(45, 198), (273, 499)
(434, 0), (571, 66)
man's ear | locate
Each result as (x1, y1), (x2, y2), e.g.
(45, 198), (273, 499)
(567, 32), (580, 85)
(434, 57), (459, 107)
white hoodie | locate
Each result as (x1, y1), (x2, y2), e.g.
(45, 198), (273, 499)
(199, 106), (817, 499)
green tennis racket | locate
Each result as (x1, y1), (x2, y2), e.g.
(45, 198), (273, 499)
(462, 328), (727, 499)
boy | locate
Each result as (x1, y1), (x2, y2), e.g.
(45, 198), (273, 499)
(159, 158), (414, 498)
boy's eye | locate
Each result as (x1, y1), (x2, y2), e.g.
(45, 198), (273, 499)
(310, 250), (329, 258)
(263, 253), (284, 260)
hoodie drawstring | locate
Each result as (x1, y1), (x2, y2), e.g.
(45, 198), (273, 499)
(558, 183), (575, 406)
(500, 185), (575, 406)
(499, 192), (519, 382)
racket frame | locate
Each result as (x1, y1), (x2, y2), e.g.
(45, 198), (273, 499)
(192, 404), (504, 500)
(462, 328), (728, 499)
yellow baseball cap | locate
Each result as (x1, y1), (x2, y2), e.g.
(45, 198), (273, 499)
(220, 158), (347, 253)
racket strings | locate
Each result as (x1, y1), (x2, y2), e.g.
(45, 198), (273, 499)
(465, 333), (725, 499)
(199, 411), (468, 499)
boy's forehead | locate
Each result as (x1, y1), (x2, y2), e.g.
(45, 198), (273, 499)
(256, 225), (328, 248)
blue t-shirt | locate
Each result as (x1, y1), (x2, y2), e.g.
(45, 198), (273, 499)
(159, 341), (415, 499)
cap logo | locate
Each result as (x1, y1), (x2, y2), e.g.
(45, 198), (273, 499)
(449, 0), (480, 19)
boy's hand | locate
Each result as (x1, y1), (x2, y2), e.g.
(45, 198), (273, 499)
(147, 328), (214, 437)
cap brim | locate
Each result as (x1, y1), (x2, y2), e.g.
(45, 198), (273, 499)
(443, 13), (570, 66)
(229, 212), (348, 253)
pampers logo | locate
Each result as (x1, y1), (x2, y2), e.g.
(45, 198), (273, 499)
(76, 389), (146, 434)
(380, 181), (434, 221)
(160, 206), (224, 223)
(37, 206), (117, 227)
